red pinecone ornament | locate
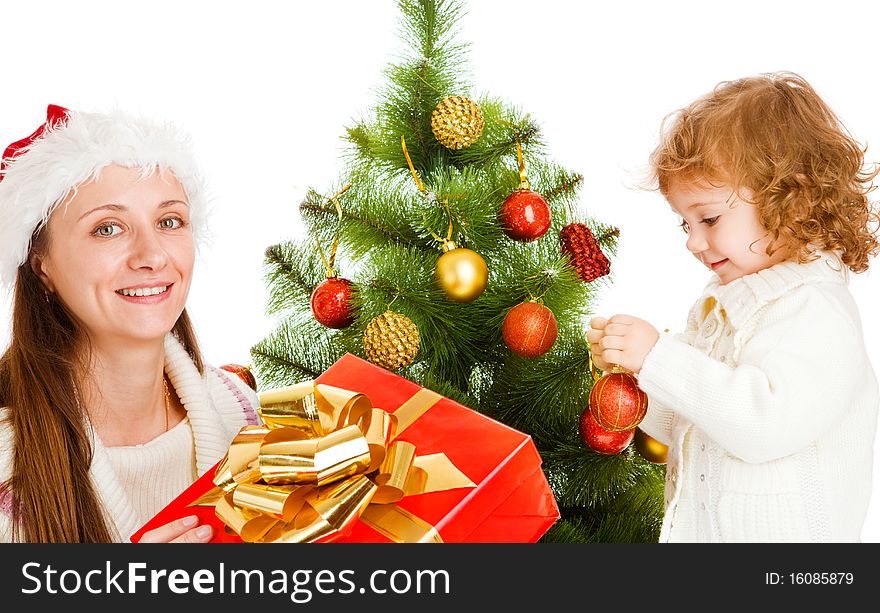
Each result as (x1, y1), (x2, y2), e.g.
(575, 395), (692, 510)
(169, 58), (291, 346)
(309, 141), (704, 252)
(501, 301), (558, 358)
(219, 363), (257, 391)
(310, 276), (355, 329)
(579, 409), (634, 455)
(589, 371), (648, 432)
(560, 223), (611, 283)
(499, 189), (551, 241)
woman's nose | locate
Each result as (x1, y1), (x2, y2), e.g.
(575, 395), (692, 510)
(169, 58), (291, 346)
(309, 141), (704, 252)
(127, 229), (168, 271)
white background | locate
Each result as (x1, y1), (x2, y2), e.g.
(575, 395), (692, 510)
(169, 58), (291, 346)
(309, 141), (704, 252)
(1, 0), (878, 541)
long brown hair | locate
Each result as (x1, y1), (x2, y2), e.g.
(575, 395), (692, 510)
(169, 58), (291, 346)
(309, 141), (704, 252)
(649, 72), (879, 273)
(0, 228), (204, 543)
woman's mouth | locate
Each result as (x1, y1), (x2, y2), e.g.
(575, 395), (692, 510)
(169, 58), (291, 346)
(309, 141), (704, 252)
(115, 284), (172, 303)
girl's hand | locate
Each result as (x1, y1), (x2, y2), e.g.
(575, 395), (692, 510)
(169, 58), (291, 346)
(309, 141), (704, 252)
(595, 314), (660, 374)
(136, 515), (214, 543)
(586, 317), (613, 372)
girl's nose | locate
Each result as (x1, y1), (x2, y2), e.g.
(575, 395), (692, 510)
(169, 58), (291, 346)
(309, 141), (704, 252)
(686, 229), (709, 254)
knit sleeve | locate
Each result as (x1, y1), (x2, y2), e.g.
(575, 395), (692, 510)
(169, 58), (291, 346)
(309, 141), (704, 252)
(637, 304), (700, 446)
(638, 331), (695, 446)
(0, 511), (12, 543)
(209, 366), (261, 428)
(636, 284), (873, 464)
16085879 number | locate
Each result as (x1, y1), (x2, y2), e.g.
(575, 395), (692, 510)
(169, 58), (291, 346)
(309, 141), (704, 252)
(789, 572), (853, 585)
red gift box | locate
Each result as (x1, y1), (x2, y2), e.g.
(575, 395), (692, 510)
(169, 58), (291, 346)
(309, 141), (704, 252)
(131, 353), (559, 543)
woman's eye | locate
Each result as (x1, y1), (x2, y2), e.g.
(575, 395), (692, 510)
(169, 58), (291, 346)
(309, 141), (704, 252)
(159, 217), (183, 230)
(702, 216), (720, 226)
(94, 223), (122, 237)
(679, 219), (690, 234)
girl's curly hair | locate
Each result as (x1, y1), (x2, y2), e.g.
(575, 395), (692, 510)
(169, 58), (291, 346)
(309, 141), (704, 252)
(649, 72), (879, 273)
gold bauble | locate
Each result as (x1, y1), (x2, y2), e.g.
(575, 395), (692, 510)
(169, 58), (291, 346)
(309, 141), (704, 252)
(435, 242), (488, 303)
(634, 428), (668, 464)
(363, 310), (420, 370)
(431, 96), (484, 150)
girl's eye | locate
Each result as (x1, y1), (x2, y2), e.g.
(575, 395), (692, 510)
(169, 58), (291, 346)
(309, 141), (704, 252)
(94, 223), (122, 237)
(679, 219), (690, 234)
(701, 216), (720, 226)
(159, 217), (184, 230)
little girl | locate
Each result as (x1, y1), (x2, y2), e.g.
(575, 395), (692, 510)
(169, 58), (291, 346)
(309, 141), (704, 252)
(587, 72), (879, 542)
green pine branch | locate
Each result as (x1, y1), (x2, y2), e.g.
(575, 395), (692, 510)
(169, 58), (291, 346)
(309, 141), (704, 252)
(449, 99), (543, 169)
(251, 317), (345, 387)
(263, 241), (326, 317)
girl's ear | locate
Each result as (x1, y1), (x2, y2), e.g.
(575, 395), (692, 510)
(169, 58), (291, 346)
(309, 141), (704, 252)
(29, 252), (56, 294)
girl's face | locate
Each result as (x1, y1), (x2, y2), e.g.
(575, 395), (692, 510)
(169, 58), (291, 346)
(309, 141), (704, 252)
(31, 164), (195, 347)
(666, 177), (789, 285)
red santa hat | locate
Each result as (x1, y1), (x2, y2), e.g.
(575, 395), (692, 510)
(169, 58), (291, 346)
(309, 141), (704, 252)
(0, 104), (208, 289)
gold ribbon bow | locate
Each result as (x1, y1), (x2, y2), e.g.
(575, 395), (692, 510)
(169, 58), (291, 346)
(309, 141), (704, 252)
(191, 382), (475, 543)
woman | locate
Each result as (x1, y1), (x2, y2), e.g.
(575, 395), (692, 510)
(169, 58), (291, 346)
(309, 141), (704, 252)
(0, 105), (259, 542)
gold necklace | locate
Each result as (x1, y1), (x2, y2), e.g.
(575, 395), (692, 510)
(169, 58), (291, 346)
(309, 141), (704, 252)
(163, 377), (171, 432)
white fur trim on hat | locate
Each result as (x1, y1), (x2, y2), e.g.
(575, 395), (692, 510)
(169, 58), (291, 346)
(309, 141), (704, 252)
(0, 108), (209, 290)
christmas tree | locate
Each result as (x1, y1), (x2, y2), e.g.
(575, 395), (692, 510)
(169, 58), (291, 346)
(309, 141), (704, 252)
(251, 0), (664, 542)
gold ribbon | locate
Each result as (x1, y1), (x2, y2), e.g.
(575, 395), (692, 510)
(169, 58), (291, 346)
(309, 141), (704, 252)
(191, 382), (475, 543)
(314, 183), (351, 278)
(401, 135), (425, 193)
(424, 202), (456, 252)
(587, 347), (625, 382)
(515, 139), (530, 191)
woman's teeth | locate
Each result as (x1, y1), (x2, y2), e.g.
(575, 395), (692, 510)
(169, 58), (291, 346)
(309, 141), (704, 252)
(118, 286), (168, 297)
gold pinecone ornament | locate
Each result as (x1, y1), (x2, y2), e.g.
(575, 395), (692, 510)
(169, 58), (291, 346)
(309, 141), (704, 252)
(431, 96), (484, 150)
(363, 310), (421, 370)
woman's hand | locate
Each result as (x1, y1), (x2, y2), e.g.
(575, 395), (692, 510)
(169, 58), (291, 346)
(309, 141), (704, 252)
(136, 515), (214, 543)
(591, 314), (659, 374)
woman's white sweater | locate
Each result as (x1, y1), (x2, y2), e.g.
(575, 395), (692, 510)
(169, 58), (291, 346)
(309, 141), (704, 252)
(0, 333), (259, 542)
(638, 251), (879, 542)
(103, 416), (198, 531)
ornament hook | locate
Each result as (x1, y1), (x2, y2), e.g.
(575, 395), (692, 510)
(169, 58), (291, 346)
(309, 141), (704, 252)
(315, 183), (352, 278)
(401, 135), (425, 193)
(515, 139), (530, 191)
(423, 201), (456, 250)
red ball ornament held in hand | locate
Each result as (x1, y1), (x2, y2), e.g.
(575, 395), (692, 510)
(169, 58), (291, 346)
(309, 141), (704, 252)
(579, 409), (634, 455)
(502, 301), (558, 358)
(500, 188), (551, 241)
(311, 276), (355, 329)
(589, 370), (648, 432)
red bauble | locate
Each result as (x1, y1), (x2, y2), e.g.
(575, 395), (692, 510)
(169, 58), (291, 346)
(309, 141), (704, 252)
(589, 371), (648, 432)
(501, 301), (558, 358)
(579, 409), (634, 455)
(219, 363), (257, 391)
(499, 189), (551, 241)
(310, 276), (355, 329)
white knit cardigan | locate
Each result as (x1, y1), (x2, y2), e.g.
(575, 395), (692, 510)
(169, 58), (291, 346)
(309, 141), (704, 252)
(0, 333), (260, 542)
(638, 251), (879, 542)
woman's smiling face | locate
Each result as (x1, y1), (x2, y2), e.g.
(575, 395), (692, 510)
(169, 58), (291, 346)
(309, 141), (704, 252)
(31, 164), (195, 346)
